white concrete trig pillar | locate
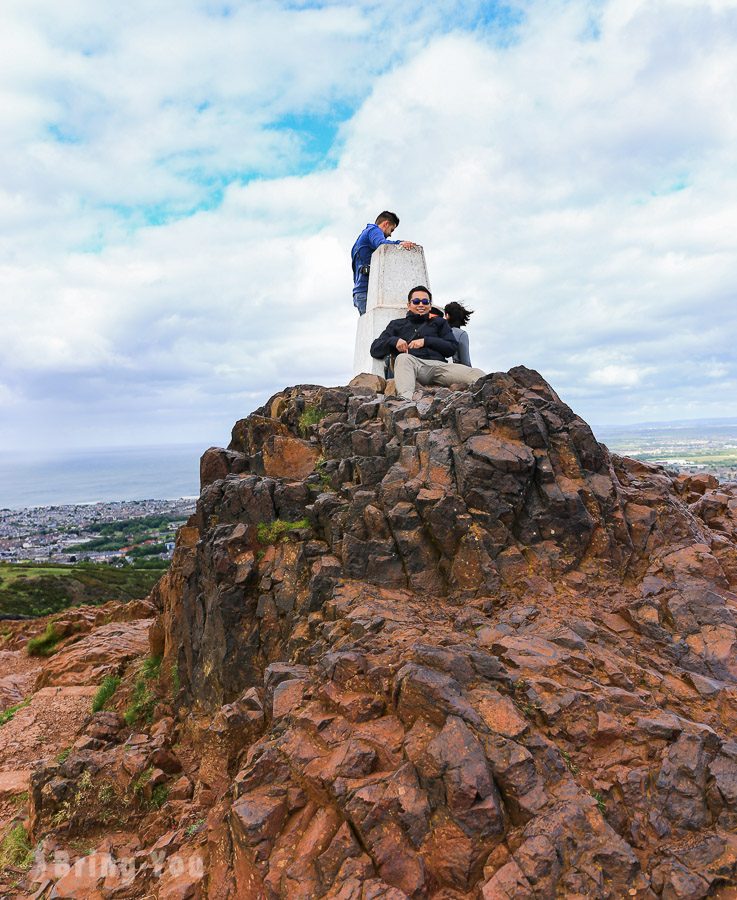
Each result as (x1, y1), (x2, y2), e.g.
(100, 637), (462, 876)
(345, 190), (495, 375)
(353, 244), (430, 377)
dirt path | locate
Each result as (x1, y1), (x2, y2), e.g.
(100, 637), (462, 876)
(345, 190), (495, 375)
(0, 649), (40, 709)
(0, 650), (97, 840)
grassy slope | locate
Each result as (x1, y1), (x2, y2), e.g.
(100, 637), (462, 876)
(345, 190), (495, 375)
(0, 563), (165, 618)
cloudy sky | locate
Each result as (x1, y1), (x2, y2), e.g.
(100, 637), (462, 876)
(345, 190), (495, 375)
(1, 0), (736, 453)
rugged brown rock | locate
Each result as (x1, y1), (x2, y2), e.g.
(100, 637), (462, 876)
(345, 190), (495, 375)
(14, 367), (737, 898)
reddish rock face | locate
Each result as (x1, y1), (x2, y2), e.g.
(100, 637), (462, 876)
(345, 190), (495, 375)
(35, 619), (152, 688)
(262, 435), (320, 480)
(63, 368), (737, 897)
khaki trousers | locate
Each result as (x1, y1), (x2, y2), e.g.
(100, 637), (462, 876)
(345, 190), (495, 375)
(393, 354), (485, 400)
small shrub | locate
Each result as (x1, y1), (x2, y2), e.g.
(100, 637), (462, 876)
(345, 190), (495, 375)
(26, 623), (61, 657)
(150, 784), (169, 809)
(186, 818), (205, 836)
(132, 767), (154, 797)
(561, 750), (579, 775)
(142, 655), (162, 680)
(0, 824), (34, 870)
(298, 405), (326, 435)
(69, 838), (95, 854)
(0, 698), (30, 727)
(591, 790), (606, 815)
(91, 675), (121, 713)
(256, 518), (310, 545)
(124, 656), (161, 726)
(56, 747), (71, 764)
(314, 455), (333, 489)
(48, 769), (125, 829)
(97, 783), (116, 805)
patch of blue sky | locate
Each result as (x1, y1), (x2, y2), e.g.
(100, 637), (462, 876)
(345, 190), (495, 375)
(632, 175), (690, 205)
(61, 25), (111, 59)
(73, 192), (227, 248)
(47, 123), (82, 145)
(652, 177), (689, 196)
(473, 2), (525, 31)
(79, 139), (334, 246)
(271, 106), (352, 172)
(75, 233), (107, 254)
(202, 2), (237, 17)
(577, 0), (606, 42)
(139, 193), (226, 227)
(442, 1), (525, 45)
(282, 0), (328, 9)
(156, 146), (266, 190)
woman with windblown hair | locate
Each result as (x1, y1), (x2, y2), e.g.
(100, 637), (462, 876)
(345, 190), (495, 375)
(444, 301), (474, 367)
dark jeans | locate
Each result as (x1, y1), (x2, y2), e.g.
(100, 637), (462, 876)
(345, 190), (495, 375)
(353, 292), (367, 315)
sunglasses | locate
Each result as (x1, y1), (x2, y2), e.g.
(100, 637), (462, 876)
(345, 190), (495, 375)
(410, 298), (431, 305)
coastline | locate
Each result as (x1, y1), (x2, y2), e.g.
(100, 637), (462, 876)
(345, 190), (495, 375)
(0, 443), (202, 511)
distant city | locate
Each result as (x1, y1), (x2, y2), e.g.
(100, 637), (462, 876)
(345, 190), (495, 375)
(596, 418), (737, 483)
(0, 498), (196, 565)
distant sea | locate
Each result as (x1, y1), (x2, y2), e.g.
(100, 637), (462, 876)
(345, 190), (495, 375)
(596, 417), (737, 443)
(0, 444), (203, 510)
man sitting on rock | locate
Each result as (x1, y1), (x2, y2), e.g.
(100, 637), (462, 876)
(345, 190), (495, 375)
(370, 285), (486, 401)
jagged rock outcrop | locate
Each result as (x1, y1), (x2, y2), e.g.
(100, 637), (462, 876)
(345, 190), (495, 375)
(25, 368), (737, 898)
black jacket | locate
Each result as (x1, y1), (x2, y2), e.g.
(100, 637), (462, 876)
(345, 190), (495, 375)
(370, 312), (459, 362)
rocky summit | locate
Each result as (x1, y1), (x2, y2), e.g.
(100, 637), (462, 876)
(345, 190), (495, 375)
(14, 367), (737, 898)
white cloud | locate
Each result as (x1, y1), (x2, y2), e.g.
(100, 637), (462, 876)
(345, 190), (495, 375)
(589, 364), (651, 388)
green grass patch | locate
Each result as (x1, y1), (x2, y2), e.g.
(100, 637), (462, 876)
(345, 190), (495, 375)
(131, 768), (168, 808)
(87, 513), (184, 538)
(0, 698), (30, 727)
(314, 455), (333, 489)
(132, 767), (154, 797)
(0, 823), (35, 871)
(0, 562), (167, 618)
(26, 623), (61, 657)
(186, 818), (205, 836)
(561, 750), (579, 775)
(591, 789), (606, 815)
(0, 565), (74, 585)
(66, 513), (185, 553)
(125, 543), (168, 558)
(92, 675), (121, 713)
(298, 404), (326, 436)
(150, 784), (169, 809)
(56, 747), (71, 764)
(256, 518), (310, 545)
(97, 783), (116, 806)
(124, 656), (162, 726)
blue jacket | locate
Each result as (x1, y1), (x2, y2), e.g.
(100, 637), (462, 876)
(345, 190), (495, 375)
(351, 224), (400, 297)
(370, 312), (459, 363)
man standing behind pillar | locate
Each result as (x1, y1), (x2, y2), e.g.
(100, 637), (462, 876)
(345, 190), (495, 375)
(351, 211), (416, 315)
